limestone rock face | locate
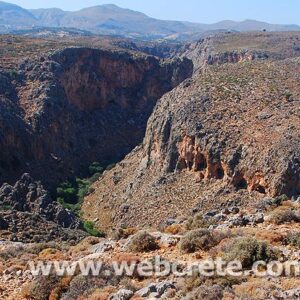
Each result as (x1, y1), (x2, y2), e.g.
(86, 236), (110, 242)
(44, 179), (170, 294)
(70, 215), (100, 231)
(0, 48), (192, 187)
(83, 56), (300, 230)
(143, 58), (300, 197)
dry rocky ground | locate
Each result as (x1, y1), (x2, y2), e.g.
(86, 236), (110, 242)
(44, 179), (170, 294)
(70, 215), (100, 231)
(0, 32), (299, 299)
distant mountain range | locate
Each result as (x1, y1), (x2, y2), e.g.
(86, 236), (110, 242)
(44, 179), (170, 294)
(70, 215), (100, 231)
(0, 1), (299, 40)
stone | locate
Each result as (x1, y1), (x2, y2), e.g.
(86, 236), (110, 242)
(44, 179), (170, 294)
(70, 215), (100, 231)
(148, 292), (160, 299)
(151, 232), (181, 247)
(204, 210), (218, 218)
(156, 282), (176, 295)
(229, 207), (240, 214)
(136, 284), (157, 297)
(90, 240), (116, 253)
(109, 289), (134, 300)
(165, 219), (177, 226)
(214, 214), (227, 222)
(252, 213), (265, 224)
(221, 208), (230, 215)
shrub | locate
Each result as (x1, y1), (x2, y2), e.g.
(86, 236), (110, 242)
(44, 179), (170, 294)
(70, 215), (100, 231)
(286, 232), (300, 248)
(179, 229), (219, 253)
(223, 237), (278, 268)
(61, 275), (109, 300)
(106, 163), (116, 171)
(284, 90), (293, 101)
(114, 227), (138, 240)
(186, 214), (216, 230)
(70, 236), (101, 254)
(89, 173), (102, 184)
(83, 221), (105, 238)
(165, 224), (184, 235)
(276, 194), (289, 203)
(56, 177), (92, 215)
(23, 275), (60, 300)
(0, 244), (25, 260)
(56, 182), (77, 204)
(0, 204), (12, 211)
(10, 69), (18, 79)
(58, 198), (81, 214)
(255, 194), (289, 211)
(89, 162), (104, 176)
(255, 230), (285, 244)
(268, 207), (300, 225)
(49, 277), (71, 300)
(38, 248), (61, 260)
(76, 178), (90, 202)
(182, 284), (224, 300)
(27, 242), (62, 255)
(127, 231), (158, 252)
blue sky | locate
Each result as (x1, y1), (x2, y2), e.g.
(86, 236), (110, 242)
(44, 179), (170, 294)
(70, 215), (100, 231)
(7, 0), (300, 25)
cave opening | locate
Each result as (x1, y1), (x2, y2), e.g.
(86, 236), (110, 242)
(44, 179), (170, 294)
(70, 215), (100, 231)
(254, 185), (266, 194)
(195, 154), (207, 171)
(215, 167), (225, 179)
(235, 177), (248, 190)
(187, 160), (193, 170)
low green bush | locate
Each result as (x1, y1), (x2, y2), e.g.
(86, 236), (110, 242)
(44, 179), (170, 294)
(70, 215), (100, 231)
(286, 232), (300, 248)
(88, 162), (104, 176)
(186, 214), (217, 230)
(127, 231), (158, 252)
(268, 207), (300, 225)
(83, 221), (105, 237)
(179, 229), (219, 253)
(223, 237), (279, 268)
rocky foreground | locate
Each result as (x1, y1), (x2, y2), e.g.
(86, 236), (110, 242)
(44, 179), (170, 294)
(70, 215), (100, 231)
(2, 196), (300, 299)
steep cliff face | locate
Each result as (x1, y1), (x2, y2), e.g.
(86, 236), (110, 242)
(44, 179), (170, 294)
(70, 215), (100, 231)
(180, 32), (300, 73)
(0, 47), (192, 186)
(83, 57), (300, 231)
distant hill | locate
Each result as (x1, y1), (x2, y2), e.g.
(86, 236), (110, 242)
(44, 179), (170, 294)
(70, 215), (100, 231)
(0, 1), (36, 27)
(203, 19), (300, 32)
(0, 1), (299, 39)
(29, 8), (67, 27)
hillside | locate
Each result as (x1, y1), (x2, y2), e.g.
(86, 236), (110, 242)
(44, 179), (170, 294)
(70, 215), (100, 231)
(0, 1), (36, 27)
(83, 55), (300, 231)
(0, 31), (300, 300)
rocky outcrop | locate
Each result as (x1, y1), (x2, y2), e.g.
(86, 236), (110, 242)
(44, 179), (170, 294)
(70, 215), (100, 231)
(143, 58), (300, 197)
(0, 47), (192, 187)
(83, 56), (300, 230)
(180, 32), (300, 73)
(0, 173), (86, 242)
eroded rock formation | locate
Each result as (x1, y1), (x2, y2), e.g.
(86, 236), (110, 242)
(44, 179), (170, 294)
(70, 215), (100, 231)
(0, 173), (86, 242)
(83, 56), (300, 230)
(0, 47), (192, 187)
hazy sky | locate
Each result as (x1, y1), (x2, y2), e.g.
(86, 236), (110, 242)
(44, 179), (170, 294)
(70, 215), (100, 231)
(7, 0), (300, 25)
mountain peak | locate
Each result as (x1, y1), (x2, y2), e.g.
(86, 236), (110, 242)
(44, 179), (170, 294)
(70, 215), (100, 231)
(0, 1), (299, 40)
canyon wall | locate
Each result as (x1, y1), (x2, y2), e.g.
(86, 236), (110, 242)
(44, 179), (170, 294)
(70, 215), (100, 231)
(0, 47), (193, 186)
(83, 57), (300, 230)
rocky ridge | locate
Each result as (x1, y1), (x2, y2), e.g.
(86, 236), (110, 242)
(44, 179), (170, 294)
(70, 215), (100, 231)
(180, 32), (300, 72)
